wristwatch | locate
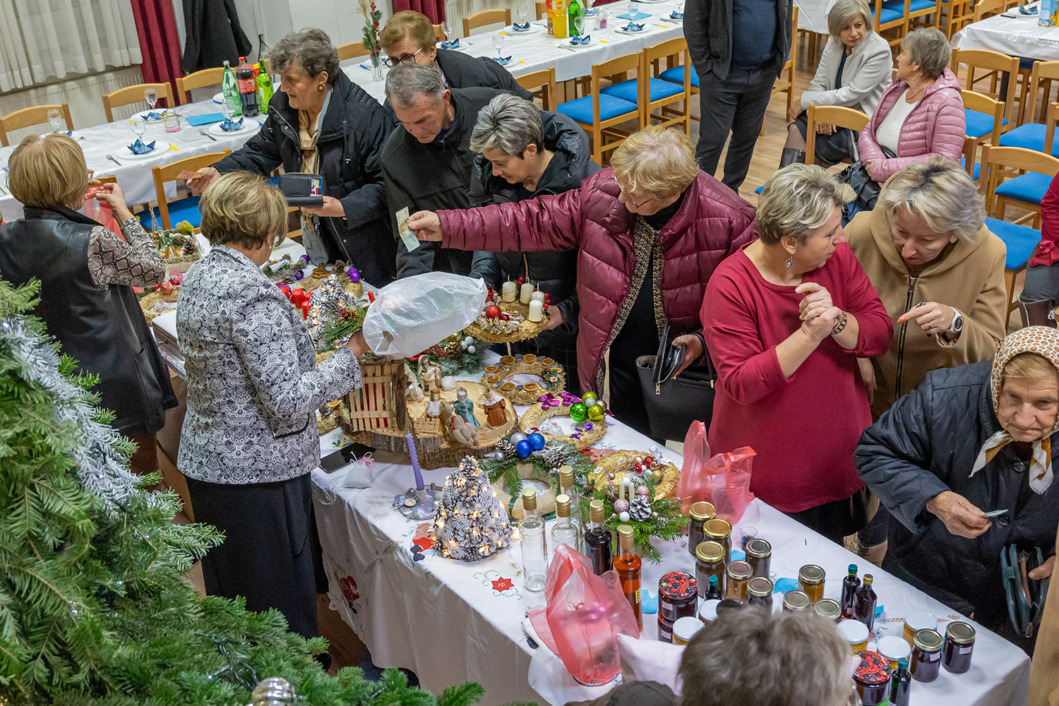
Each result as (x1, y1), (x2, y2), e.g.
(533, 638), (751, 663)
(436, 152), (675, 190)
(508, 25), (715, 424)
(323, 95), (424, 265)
(948, 309), (964, 335)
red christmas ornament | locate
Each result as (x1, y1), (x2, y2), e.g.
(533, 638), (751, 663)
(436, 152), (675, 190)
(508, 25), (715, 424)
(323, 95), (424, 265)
(634, 462), (644, 474)
(485, 304), (502, 319)
(644, 456), (654, 467)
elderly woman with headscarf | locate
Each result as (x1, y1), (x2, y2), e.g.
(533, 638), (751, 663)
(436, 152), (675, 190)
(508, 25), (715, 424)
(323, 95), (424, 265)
(188, 28), (396, 284)
(857, 327), (1059, 636)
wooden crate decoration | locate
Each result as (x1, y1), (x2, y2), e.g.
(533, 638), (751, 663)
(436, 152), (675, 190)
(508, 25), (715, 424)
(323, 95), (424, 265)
(345, 360), (408, 433)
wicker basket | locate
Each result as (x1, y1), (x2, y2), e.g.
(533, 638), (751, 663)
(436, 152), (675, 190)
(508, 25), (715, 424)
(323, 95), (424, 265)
(592, 450), (681, 501)
(139, 289), (180, 322)
(480, 354), (566, 406)
(519, 400), (606, 451)
(465, 300), (548, 344)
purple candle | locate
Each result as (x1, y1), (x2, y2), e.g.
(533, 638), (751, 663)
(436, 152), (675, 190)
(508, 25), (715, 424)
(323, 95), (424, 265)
(407, 433), (425, 491)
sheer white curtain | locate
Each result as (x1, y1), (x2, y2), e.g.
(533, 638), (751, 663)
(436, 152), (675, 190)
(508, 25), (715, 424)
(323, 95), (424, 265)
(0, 0), (142, 93)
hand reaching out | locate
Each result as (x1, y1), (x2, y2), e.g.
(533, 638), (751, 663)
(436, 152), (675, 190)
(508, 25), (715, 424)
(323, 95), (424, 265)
(408, 211), (443, 241)
(926, 491), (991, 539)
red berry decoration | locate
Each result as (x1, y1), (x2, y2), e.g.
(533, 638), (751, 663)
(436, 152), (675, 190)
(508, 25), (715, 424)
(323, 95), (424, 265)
(485, 304), (502, 319)
(634, 462), (644, 474)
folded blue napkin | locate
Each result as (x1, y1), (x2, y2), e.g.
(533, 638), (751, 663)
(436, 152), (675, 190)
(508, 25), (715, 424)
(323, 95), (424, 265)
(186, 113), (225, 126)
(127, 139), (155, 155)
(440, 39), (460, 49)
(584, 7), (598, 14)
(492, 56), (513, 65)
(618, 10), (650, 19)
(220, 117), (244, 132)
(570, 34), (592, 45)
(513, 21), (531, 30)
(670, 11), (684, 18)
(622, 21), (644, 30)
(141, 111), (164, 121)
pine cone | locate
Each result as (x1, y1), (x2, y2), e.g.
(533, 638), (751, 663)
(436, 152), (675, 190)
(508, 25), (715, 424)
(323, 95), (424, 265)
(541, 445), (565, 469)
(495, 439), (516, 459)
(629, 495), (652, 521)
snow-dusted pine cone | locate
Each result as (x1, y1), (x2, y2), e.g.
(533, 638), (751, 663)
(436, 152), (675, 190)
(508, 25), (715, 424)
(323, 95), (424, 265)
(629, 495), (652, 521)
(495, 439), (517, 459)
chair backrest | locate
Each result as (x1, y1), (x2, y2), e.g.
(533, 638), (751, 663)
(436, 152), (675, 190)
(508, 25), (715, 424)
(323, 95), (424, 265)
(150, 150), (231, 230)
(590, 51), (643, 123)
(0, 104), (74, 147)
(1023, 61), (1059, 124)
(433, 23), (446, 41)
(944, 0), (975, 37)
(951, 49), (1019, 120)
(517, 67), (557, 111)
(973, 0), (1008, 22)
(103, 82), (175, 122)
(337, 41), (368, 62)
(873, 0), (908, 44)
(1045, 102), (1059, 155)
(982, 145), (1059, 216)
(464, 8), (512, 36)
(962, 89), (1005, 145)
(805, 105), (870, 165)
(175, 67), (225, 106)
(536, 1), (546, 19)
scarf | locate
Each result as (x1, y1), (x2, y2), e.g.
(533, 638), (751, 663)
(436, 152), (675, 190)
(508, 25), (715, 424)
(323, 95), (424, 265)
(970, 326), (1059, 494)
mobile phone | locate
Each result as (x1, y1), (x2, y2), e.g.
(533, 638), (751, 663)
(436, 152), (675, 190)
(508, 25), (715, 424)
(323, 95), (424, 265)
(320, 448), (353, 473)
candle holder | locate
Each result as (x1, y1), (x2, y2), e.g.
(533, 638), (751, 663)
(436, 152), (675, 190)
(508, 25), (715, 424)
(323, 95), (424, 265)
(394, 432), (443, 519)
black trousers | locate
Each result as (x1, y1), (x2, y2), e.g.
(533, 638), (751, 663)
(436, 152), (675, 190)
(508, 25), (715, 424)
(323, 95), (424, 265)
(185, 473), (323, 640)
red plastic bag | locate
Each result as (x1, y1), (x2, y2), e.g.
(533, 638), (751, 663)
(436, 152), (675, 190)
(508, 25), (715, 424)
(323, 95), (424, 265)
(82, 187), (122, 236)
(676, 420), (756, 523)
(528, 544), (640, 686)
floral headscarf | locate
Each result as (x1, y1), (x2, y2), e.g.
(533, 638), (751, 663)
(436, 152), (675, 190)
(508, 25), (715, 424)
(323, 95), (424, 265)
(971, 326), (1059, 494)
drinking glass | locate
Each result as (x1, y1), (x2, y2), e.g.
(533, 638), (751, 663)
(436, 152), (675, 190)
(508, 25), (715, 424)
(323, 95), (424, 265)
(440, 20), (453, 40)
(131, 117), (146, 141)
(145, 88), (158, 113)
(47, 109), (63, 133)
(517, 5), (528, 24)
(574, 14), (584, 36)
(492, 35), (505, 56)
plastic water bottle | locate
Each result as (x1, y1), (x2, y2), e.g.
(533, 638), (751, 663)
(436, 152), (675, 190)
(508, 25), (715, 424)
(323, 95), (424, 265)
(221, 61), (242, 117)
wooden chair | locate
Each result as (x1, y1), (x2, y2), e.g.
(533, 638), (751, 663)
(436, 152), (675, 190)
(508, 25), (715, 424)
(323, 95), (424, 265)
(517, 67), (557, 111)
(905, 0), (941, 32)
(962, 90), (1005, 178)
(433, 23), (446, 41)
(337, 41), (368, 61)
(175, 67), (224, 105)
(0, 104), (74, 146)
(942, 0), (975, 39)
(873, 0), (911, 46)
(102, 83), (175, 122)
(638, 37), (692, 134)
(1002, 65), (1059, 157)
(536, 1), (546, 20)
(765, 7), (799, 136)
(805, 105), (870, 166)
(986, 143), (1059, 226)
(146, 150), (231, 231)
(463, 8), (511, 36)
(951, 48), (1019, 122)
(557, 52), (644, 166)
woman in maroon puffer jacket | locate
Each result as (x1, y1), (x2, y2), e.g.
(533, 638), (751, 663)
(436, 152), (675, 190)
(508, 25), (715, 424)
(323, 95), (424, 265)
(409, 127), (758, 436)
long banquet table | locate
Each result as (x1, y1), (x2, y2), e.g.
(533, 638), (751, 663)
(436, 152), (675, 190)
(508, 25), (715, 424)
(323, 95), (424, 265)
(951, 1), (1059, 61)
(311, 353), (1031, 706)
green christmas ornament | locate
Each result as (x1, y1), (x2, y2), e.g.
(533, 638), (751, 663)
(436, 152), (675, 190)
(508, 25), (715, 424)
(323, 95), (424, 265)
(581, 391), (599, 406)
(569, 402), (588, 422)
(587, 403), (605, 422)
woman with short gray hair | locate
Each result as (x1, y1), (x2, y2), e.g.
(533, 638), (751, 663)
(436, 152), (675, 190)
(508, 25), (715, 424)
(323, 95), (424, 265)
(781, 0), (892, 167)
(702, 164), (892, 542)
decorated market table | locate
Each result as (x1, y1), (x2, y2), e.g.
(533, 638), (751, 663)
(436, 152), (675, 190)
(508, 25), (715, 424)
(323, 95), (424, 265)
(310, 351), (1031, 706)
(951, 2), (1059, 61)
(0, 97), (261, 223)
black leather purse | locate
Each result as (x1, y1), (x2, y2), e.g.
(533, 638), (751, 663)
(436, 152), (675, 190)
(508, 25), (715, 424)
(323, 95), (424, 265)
(634, 325), (717, 442)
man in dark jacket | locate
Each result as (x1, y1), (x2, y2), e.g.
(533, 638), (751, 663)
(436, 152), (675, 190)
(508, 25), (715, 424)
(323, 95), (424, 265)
(467, 94), (598, 388)
(857, 327), (1059, 641)
(382, 63), (507, 278)
(189, 31), (396, 284)
(684, 0), (793, 192)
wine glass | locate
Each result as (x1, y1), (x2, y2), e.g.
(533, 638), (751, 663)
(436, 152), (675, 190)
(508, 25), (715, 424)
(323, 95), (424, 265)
(517, 5), (527, 25)
(47, 109), (63, 133)
(440, 20), (453, 40)
(492, 35), (505, 57)
(573, 14), (584, 36)
(145, 88), (158, 115)
(131, 117), (146, 142)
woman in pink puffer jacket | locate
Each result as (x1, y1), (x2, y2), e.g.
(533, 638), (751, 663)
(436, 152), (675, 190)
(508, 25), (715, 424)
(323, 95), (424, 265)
(858, 28), (965, 184)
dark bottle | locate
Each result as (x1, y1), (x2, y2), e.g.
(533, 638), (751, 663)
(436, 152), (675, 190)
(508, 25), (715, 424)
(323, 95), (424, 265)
(854, 574), (878, 631)
(705, 574), (722, 600)
(840, 563), (861, 619)
(236, 56), (259, 117)
(584, 500), (612, 576)
(890, 657), (912, 706)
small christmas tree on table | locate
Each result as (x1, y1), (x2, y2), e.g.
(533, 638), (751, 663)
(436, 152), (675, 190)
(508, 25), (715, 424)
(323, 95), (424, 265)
(433, 457), (513, 561)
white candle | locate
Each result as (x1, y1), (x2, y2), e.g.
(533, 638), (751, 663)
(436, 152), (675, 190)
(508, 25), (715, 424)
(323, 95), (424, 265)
(531, 290), (546, 302)
(528, 299), (544, 322)
(520, 282), (535, 305)
(502, 281), (517, 302)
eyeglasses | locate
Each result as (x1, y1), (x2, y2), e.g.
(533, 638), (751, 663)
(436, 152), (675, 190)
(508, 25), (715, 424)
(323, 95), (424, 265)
(383, 47), (425, 67)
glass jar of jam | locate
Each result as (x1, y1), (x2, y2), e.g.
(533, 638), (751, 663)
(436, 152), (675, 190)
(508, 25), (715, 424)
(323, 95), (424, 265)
(853, 650), (891, 705)
(695, 541), (726, 598)
(942, 621), (976, 674)
(798, 564), (826, 603)
(783, 590), (812, 613)
(745, 538), (772, 578)
(911, 629), (944, 683)
(687, 502), (716, 557)
(657, 571), (698, 643)
(813, 598), (842, 621)
(746, 576), (774, 610)
(725, 560), (753, 601)
(704, 518), (732, 559)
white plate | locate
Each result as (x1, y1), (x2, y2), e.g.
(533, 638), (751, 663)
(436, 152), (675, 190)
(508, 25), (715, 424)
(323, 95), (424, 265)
(507, 23), (543, 34)
(208, 120), (256, 136)
(132, 110), (166, 123)
(615, 25), (650, 33)
(121, 142), (170, 160)
(213, 92), (224, 104)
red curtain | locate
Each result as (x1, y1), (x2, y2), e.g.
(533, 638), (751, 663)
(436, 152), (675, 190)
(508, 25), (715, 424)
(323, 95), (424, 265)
(129, 0), (184, 106)
(393, 0), (446, 23)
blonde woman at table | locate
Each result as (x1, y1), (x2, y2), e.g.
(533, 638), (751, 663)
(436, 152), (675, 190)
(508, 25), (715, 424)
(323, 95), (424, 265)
(0, 134), (175, 477)
(187, 29), (397, 284)
(780, 0), (892, 168)
(177, 172), (368, 641)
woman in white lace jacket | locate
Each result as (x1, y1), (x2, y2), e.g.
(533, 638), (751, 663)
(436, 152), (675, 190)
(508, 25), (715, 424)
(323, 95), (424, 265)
(177, 172), (367, 639)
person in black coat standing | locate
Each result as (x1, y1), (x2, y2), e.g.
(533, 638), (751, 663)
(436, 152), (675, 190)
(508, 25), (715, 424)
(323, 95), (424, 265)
(188, 29), (397, 285)
(857, 327), (1059, 643)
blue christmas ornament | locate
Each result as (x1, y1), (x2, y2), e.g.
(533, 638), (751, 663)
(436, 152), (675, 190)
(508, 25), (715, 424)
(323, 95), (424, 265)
(516, 440), (533, 458)
(528, 432), (546, 451)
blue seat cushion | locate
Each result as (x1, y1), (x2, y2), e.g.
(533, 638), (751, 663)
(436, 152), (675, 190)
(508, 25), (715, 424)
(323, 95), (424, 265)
(877, 1), (906, 22)
(985, 217), (1041, 270)
(137, 195), (203, 230)
(960, 157), (981, 179)
(999, 123), (1059, 156)
(659, 66), (700, 89)
(964, 109), (1007, 139)
(888, 0), (936, 11)
(995, 171), (1052, 206)
(557, 94), (639, 124)
(601, 77), (685, 103)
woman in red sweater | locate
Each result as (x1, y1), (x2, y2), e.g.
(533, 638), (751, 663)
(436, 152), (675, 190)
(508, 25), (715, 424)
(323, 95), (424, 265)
(701, 164), (893, 541)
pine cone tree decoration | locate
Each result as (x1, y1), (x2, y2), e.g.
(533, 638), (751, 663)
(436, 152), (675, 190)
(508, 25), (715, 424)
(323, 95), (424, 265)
(495, 438), (516, 459)
(541, 445), (565, 469)
(629, 495), (652, 521)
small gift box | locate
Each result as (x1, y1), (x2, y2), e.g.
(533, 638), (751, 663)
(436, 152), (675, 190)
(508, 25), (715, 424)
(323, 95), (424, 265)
(127, 138), (156, 155)
(220, 117), (244, 132)
(440, 38), (460, 49)
(492, 55), (513, 65)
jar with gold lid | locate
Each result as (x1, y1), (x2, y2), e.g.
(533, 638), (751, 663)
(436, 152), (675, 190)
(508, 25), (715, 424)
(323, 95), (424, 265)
(687, 502), (716, 557)
(798, 564), (826, 603)
(942, 622), (975, 674)
(694, 541), (725, 598)
(746, 576), (774, 610)
(704, 518), (732, 558)
(745, 538), (772, 578)
(784, 590), (812, 613)
(813, 598), (842, 621)
(725, 560), (753, 601)
(911, 629), (944, 683)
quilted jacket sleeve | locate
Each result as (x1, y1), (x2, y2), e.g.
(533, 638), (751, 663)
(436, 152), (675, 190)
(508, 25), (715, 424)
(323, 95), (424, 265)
(439, 185), (585, 253)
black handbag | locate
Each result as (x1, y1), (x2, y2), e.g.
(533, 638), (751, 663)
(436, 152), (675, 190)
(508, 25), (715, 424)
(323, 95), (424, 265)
(634, 325), (717, 442)
(835, 146), (895, 224)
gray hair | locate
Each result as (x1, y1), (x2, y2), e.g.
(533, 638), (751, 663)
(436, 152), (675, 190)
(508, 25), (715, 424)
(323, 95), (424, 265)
(268, 28), (340, 84)
(828, 0), (874, 36)
(877, 157), (985, 241)
(757, 163), (854, 245)
(469, 94), (544, 156)
(679, 610), (851, 706)
(902, 28), (951, 80)
(385, 62), (446, 109)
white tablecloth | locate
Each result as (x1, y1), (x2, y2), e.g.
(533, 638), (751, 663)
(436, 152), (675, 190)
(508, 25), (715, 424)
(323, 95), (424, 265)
(951, 3), (1059, 61)
(794, 0), (836, 36)
(311, 355), (1031, 706)
(0, 98), (261, 223)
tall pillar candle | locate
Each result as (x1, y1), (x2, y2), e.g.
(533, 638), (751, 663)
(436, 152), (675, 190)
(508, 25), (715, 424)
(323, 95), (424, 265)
(531, 290), (546, 302)
(520, 282), (535, 305)
(502, 281), (517, 302)
(528, 299), (544, 322)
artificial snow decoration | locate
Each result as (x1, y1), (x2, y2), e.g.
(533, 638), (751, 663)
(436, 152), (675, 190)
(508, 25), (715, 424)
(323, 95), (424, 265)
(433, 456), (513, 561)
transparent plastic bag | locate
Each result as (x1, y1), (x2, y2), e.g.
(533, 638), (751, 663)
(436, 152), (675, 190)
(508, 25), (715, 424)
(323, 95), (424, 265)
(82, 188), (121, 235)
(362, 273), (487, 357)
(676, 421), (756, 523)
(527, 544), (640, 686)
